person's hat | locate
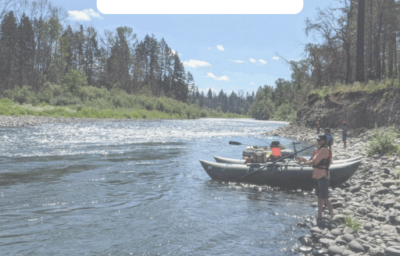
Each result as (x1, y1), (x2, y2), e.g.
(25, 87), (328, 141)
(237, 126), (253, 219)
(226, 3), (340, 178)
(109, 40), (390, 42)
(343, 121), (347, 124)
(315, 135), (327, 141)
(270, 141), (281, 148)
(324, 127), (331, 132)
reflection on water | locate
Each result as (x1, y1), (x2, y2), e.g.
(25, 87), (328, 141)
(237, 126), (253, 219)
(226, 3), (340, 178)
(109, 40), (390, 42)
(0, 118), (315, 255)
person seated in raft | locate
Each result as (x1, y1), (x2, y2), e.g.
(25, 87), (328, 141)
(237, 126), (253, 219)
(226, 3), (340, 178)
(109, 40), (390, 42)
(244, 141), (282, 164)
(299, 135), (334, 220)
(266, 146), (281, 162)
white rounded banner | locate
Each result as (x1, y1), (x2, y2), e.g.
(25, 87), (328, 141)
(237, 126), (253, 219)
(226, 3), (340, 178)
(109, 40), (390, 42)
(97, 0), (303, 15)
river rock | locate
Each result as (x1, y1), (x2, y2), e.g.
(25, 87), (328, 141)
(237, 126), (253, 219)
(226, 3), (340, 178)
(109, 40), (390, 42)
(382, 167), (391, 174)
(299, 236), (313, 246)
(370, 230), (382, 237)
(332, 202), (343, 209)
(343, 226), (354, 234)
(312, 248), (328, 256)
(311, 226), (324, 234)
(376, 187), (390, 195)
(341, 249), (355, 256)
(384, 200), (397, 209)
(319, 238), (335, 247)
(357, 207), (370, 215)
(299, 246), (313, 253)
(335, 237), (347, 246)
(327, 245), (344, 255)
(385, 246), (400, 256)
(332, 214), (345, 223)
(381, 225), (396, 233)
(394, 203), (400, 210)
(348, 240), (365, 253)
(369, 247), (386, 256)
(342, 233), (355, 243)
(350, 185), (361, 193)
(364, 223), (373, 231)
(330, 229), (342, 237)
(382, 180), (396, 187)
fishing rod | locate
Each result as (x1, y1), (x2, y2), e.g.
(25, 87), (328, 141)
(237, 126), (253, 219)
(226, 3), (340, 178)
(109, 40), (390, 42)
(235, 144), (315, 182)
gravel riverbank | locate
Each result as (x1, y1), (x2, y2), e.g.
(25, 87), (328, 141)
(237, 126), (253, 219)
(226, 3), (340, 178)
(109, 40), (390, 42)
(267, 124), (400, 256)
(0, 116), (155, 127)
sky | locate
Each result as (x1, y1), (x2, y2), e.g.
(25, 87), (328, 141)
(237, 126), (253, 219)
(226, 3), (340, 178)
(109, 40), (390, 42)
(55, 0), (334, 94)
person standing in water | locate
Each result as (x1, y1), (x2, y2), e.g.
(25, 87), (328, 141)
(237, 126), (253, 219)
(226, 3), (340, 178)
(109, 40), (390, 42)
(342, 121), (348, 149)
(300, 135), (334, 220)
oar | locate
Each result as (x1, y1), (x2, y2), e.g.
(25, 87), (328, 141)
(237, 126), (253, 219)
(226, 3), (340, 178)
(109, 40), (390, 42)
(292, 141), (301, 154)
(235, 144), (315, 182)
(229, 141), (265, 147)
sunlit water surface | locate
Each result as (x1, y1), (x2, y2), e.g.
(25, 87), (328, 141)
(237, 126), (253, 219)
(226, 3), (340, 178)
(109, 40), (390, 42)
(0, 118), (316, 255)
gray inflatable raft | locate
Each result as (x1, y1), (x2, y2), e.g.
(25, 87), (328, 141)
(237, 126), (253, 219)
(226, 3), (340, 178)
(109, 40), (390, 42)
(199, 159), (361, 190)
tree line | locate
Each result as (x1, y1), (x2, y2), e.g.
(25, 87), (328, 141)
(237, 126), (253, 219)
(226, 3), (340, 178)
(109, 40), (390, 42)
(0, 0), (257, 115)
(250, 0), (400, 121)
(0, 9), (189, 102)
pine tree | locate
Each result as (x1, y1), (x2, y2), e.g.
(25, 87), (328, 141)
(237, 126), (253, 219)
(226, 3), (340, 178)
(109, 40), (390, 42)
(17, 13), (35, 87)
(0, 11), (19, 92)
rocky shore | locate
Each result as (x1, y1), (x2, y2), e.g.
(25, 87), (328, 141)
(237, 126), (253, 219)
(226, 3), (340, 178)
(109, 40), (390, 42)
(0, 116), (153, 127)
(267, 124), (400, 256)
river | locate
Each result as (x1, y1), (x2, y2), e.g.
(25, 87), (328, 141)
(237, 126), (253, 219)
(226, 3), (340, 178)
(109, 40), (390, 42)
(0, 118), (316, 255)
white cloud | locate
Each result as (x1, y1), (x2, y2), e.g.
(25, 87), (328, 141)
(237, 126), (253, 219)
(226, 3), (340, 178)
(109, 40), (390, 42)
(250, 82), (255, 85)
(183, 59), (211, 68)
(68, 9), (102, 21)
(217, 45), (225, 51)
(272, 56), (280, 60)
(208, 47), (211, 50)
(230, 59), (245, 64)
(206, 73), (229, 81)
(249, 58), (256, 63)
(170, 49), (182, 56)
(258, 59), (267, 65)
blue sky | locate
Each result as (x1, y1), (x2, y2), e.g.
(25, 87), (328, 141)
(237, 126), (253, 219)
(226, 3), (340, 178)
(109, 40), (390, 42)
(56, 0), (333, 94)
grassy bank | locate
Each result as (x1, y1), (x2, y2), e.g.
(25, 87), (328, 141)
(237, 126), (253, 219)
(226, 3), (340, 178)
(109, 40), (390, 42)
(0, 84), (246, 119)
(309, 78), (400, 97)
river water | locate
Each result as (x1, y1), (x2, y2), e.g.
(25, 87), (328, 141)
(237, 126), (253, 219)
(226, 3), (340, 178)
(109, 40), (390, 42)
(0, 118), (316, 255)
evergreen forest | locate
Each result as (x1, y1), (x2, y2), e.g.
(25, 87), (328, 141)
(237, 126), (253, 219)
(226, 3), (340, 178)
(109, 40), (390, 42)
(0, 0), (399, 120)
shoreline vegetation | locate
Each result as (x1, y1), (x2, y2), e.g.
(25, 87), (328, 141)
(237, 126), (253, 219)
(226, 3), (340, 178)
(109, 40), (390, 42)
(0, 83), (247, 123)
(266, 123), (400, 255)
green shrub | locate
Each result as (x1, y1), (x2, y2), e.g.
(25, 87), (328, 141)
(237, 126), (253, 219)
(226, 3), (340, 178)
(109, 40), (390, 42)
(366, 124), (400, 156)
(340, 214), (361, 233)
(62, 68), (87, 94)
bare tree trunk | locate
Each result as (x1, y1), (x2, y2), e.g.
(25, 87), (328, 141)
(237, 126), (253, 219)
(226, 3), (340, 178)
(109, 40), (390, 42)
(367, 0), (373, 80)
(382, 32), (386, 78)
(395, 32), (398, 78)
(356, 0), (366, 81)
(389, 31), (393, 79)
